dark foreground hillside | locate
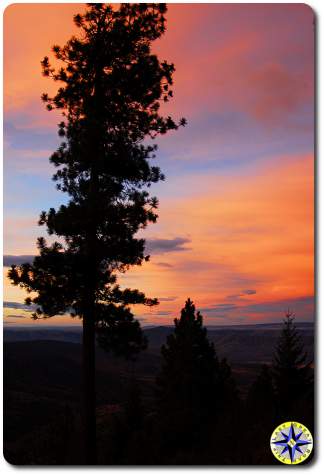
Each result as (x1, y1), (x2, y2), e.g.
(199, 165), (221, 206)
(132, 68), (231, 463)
(3, 323), (314, 465)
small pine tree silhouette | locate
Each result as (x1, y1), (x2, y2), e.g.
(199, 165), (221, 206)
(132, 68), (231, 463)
(247, 364), (275, 417)
(124, 380), (144, 432)
(272, 310), (313, 419)
(156, 299), (232, 455)
(243, 365), (277, 465)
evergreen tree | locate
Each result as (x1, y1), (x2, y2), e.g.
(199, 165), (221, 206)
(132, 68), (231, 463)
(243, 365), (277, 464)
(8, 3), (185, 463)
(122, 380), (146, 463)
(247, 364), (275, 418)
(272, 311), (313, 419)
(124, 380), (144, 432)
(156, 299), (231, 456)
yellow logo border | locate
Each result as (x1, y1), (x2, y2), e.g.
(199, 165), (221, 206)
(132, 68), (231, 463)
(270, 421), (313, 465)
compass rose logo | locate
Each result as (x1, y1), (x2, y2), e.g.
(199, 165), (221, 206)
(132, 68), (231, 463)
(270, 421), (313, 464)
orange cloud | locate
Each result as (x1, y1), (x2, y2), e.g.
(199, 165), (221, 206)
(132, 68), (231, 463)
(4, 3), (83, 126)
(4, 3), (314, 128)
(121, 153), (313, 323)
(3, 154), (313, 325)
(3, 4), (314, 326)
(161, 4), (313, 128)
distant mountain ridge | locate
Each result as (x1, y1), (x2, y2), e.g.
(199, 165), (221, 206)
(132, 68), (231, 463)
(3, 322), (314, 365)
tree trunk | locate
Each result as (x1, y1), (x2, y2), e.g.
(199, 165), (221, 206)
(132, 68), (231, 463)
(82, 309), (97, 464)
(81, 59), (103, 464)
(82, 173), (98, 463)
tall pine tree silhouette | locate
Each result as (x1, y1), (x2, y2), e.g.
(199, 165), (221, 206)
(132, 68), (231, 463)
(156, 299), (231, 457)
(8, 3), (185, 463)
(272, 311), (313, 419)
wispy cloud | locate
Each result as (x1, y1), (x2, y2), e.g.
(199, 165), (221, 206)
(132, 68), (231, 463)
(4, 255), (35, 266)
(242, 289), (257, 295)
(3, 301), (35, 311)
(146, 237), (191, 254)
(5, 314), (26, 318)
(198, 296), (314, 323)
(155, 262), (174, 268)
(158, 296), (178, 302)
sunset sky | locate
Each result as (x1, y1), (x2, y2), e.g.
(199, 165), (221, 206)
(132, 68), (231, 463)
(3, 3), (314, 327)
